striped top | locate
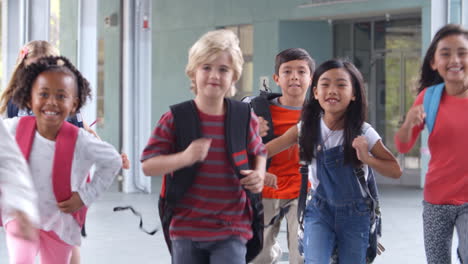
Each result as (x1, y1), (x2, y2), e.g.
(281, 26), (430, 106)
(141, 107), (267, 242)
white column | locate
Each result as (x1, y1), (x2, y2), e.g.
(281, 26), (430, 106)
(2, 0), (26, 89)
(77, 0), (98, 128)
(27, 0), (50, 41)
(431, 0), (448, 38)
(462, 0), (468, 27)
(121, 0), (152, 193)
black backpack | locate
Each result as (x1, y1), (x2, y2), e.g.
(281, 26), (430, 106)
(158, 98), (264, 263)
(242, 89), (281, 145)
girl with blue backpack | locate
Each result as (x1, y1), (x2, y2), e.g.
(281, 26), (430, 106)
(395, 24), (468, 264)
(267, 59), (402, 263)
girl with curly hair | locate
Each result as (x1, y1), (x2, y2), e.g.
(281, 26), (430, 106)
(2, 56), (122, 263)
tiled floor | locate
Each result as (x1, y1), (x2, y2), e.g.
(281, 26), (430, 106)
(0, 177), (460, 263)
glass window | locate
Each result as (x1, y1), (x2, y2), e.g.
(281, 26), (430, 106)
(49, 0), (60, 49)
(0, 0), (3, 89)
(450, 0), (461, 23)
(333, 23), (352, 59)
(97, 38), (105, 128)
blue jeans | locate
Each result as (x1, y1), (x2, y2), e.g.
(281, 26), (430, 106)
(171, 237), (247, 264)
(303, 196), (371, 264)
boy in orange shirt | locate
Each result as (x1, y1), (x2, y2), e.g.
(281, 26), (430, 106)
(251, 48), (314, 264)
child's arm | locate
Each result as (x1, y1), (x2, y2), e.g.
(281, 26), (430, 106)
(266, 125), (298, 158)
(142, 138), (211, 176)
(258, 116), (269, 137)
(72, 133), (122, 208)
(394, 94), (425, 153)
(353, 137), (402, 179)
(239, 155), (266, 193)
(264, 172), (278, 189)
(0, 119), (39, 227)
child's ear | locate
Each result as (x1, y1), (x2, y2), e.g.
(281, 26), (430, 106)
(272, 74), (279, 85)
(71, 97), (79, 115)
(430, 59), (437, 71)
(313, 86), (318, 99)
(26, 101), (32, 110)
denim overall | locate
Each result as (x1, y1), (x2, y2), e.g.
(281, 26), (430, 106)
(303, 138), (371, 264)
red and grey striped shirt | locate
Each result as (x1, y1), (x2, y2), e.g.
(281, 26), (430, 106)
(141, 105), (266, 242)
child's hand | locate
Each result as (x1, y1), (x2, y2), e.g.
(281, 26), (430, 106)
(57, 192), (85, 213)
(121, 153), (130, 169)
(239, 169), (264, 193)
(352, 136), (370, 163)
(183, 138), (212, 165)
(11, 211), (38, 241)
(264, 172), (278, 189)
(258, 117), (269, 137)
(83, 121), (101, 140)
(404, 105), (425, 128)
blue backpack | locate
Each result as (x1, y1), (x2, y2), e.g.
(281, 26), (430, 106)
(423, 83), (445, 133)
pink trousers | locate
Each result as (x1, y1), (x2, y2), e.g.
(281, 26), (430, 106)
(5, 219), (73, 264)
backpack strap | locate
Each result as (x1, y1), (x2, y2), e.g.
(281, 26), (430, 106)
(225, 98), (251, 172)
(297, 161), (310, 228)
(16, 117), (87, 227)
(225, 99), (264, 263)
(423, 83), (445, 133)
(16, 116), (36, 159)
(55, 122), (88, 228)
(54, 121), (78, 202)
(245, 90), (281, 170)
(166, 100), (202, 207)
(248, 90), (282, 144)
(354, 122), (378, 213)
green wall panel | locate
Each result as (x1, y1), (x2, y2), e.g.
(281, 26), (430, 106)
(96, 0), (122, 150)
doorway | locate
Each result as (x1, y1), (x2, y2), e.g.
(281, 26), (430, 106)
(334, 15), (422, 186)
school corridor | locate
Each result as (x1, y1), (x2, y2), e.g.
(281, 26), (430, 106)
(0, 178), (459, 263)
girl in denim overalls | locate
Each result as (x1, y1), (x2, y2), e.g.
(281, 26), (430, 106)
(266, 59), (402, 264)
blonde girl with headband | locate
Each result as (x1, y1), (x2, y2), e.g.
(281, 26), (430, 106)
(0, 40), (59, 117)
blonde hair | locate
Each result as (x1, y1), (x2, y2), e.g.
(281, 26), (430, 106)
(0, 40), (59, 114)
(185, 29), (244, 97)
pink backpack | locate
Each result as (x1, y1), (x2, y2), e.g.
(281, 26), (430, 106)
(16, 116), (87, 227)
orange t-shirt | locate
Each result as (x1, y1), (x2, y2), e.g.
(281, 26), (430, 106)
(262, 103), (302, 199)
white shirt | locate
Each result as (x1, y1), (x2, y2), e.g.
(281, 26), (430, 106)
(298, 118), (381, 196)
(3, 117), (122, 246)
(0, 119), (39, 226)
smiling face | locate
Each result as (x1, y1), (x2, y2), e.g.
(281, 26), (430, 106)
(313, 68), (355, 118)
(273, 59), (312, 100)
(431, 34), (468, 85)
(193, 51), (235, 100)
(29, 70), (78, 139)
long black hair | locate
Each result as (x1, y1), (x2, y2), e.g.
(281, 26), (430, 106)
(299, 59), (367, 167)
(418, 24), (468, 94)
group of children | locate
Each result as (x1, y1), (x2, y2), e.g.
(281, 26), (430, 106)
(142, 24), (467, 264)
(0, 23), (466, 264)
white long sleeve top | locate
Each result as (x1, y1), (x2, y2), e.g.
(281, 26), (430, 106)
(0, 119), (39, 226)
(2, 117), (122, 246)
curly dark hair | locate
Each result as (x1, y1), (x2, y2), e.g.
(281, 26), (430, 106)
(12, 56), (92, 111)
